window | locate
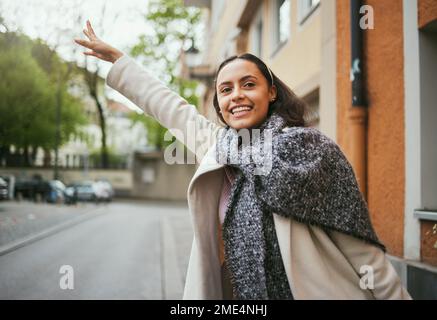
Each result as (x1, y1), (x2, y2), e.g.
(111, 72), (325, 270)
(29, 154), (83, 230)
(298, 0), (320, 24)
(211, 0), (225, 33)
(418, 21), (437, 212)
(251, 7), (263, 57)
(271, 0), (290, 56)
(277, 0), (290, 44)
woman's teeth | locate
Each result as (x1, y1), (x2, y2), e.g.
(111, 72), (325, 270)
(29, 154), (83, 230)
(232, 106), (252, 114)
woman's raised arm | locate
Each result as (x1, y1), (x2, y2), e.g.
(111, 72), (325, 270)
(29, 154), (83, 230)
(74, 21), (220, 162)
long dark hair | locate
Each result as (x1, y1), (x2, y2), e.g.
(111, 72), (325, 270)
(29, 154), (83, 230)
(213, 53), (308, 128)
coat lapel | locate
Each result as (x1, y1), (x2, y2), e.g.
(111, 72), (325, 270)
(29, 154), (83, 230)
(188, 143), (224, 194)
(185, 144), (225, 299)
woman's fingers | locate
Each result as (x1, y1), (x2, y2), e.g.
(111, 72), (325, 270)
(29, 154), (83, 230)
(83, 28), (91, 39)
(86, 20), (98, 39)
(83, 51), (109, 62)
(83, 51), (99, 58)
(74, 38), (93, 49)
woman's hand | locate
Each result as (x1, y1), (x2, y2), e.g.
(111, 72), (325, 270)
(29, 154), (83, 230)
(74, 20), (123, 63)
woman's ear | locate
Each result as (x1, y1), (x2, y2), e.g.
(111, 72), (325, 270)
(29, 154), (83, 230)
(269, 85), (277, 102)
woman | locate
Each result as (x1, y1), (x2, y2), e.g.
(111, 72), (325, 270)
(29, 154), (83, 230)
(75, 20), (411, 300)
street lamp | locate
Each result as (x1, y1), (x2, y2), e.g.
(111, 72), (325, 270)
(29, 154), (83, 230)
(183, 40), (214, 86)
(184, 39), (201, 68)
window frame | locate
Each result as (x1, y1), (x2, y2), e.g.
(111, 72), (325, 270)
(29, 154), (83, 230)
(298, 0), (320, 25)
(271, 0), (291, 57)
(250, 6), (264, 57)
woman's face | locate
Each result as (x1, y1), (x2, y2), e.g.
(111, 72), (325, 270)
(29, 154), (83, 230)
(216, 59), (276, 130)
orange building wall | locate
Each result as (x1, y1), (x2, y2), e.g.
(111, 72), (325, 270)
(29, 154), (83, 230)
(336, 0), (405, 256)
(336, 0), (351, 153)
(418, 0), (437, 28)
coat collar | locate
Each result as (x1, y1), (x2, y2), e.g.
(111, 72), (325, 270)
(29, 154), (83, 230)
(188, 143), (224, 195)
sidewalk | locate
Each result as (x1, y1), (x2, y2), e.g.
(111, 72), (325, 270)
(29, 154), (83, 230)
(0, 200), (104, 255)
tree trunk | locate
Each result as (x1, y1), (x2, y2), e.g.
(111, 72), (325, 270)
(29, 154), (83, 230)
(85, 67), (109, 169)
(95, 96), (109, 168)
(43, 148), (51, 167)
(23, 145), (30, 167)
(0, 145), (8, 167)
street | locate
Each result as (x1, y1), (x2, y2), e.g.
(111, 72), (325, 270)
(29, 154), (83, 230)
(0, 200), (193, 299)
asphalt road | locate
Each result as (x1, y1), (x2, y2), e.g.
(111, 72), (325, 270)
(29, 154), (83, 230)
(0, 200), (192, 300)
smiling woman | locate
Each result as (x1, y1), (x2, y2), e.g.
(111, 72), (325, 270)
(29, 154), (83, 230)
(74, 20), (411, 300)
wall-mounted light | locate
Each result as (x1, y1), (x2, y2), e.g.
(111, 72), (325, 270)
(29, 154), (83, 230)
(184, 39), (201, 68)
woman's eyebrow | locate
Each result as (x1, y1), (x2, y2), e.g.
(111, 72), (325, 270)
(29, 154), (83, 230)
(218, 75), (258, 87)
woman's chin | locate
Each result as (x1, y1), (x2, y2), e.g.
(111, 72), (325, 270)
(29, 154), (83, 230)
(228, 118), (266, 130)
(228, 119), (252, 130)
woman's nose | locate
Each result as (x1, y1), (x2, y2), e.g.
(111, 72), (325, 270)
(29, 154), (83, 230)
(231, 87), (244, 102)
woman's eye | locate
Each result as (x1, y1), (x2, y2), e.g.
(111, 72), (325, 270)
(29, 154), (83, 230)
(244, 82), (255, 87)
(220, 87), (231, 94)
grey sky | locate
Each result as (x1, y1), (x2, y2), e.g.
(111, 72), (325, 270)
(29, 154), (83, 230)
(0, 0), (157, 112)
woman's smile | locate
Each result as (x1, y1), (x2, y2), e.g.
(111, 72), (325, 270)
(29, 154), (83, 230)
(230, 105), (253, 118)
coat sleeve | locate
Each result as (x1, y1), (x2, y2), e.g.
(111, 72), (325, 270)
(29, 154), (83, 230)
(328, 230), (412, 300)
(106, 54), (221, 162)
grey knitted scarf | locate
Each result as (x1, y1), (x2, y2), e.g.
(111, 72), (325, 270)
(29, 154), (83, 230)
(215, 113), (385, 300)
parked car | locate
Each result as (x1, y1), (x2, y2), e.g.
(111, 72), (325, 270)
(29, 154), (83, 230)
(66, 181), (98, 203)
(65, 180), (114, 203)
(0, 177), (8, 200)
(42, 180), (67, 204)
(14, 178), (39, 201)
(64, 185), (78, 205)
(95, 180), (114, 202)
(0, 175), (15, 200)
(13, 177), (67, 204)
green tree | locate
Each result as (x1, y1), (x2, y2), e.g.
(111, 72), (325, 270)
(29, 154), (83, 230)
(1, 1), (111, 169)
(129, 0), (201, 150)
(0, 32), (86, 166)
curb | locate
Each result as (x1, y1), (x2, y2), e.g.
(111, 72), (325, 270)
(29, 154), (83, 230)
(0, 208), (105, 257)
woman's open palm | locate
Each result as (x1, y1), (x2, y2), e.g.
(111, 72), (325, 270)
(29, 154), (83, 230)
(74, 20), (123, 63)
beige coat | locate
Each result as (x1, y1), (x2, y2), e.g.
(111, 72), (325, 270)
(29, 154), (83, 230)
(107, 55), (411, 300)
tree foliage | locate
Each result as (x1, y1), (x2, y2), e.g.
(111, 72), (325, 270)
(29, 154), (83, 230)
(0, 32), (86, 165)
(129, 0), (201, 150)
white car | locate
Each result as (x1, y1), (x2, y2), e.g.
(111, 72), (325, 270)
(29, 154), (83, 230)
(94, 180), (114, 202)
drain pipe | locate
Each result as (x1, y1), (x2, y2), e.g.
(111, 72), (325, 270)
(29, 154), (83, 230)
(349, 0), (368, 199)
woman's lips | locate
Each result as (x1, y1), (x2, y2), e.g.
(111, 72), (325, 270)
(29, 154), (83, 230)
(230, 106), (253, 119)
(232, 109), (252, 119)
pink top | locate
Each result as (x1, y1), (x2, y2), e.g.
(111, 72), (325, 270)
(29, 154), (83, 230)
(218, 166), (235, 225)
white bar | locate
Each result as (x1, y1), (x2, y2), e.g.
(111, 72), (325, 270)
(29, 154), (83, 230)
(414, 210), (437, 222)
(403, 0), (421, 261)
